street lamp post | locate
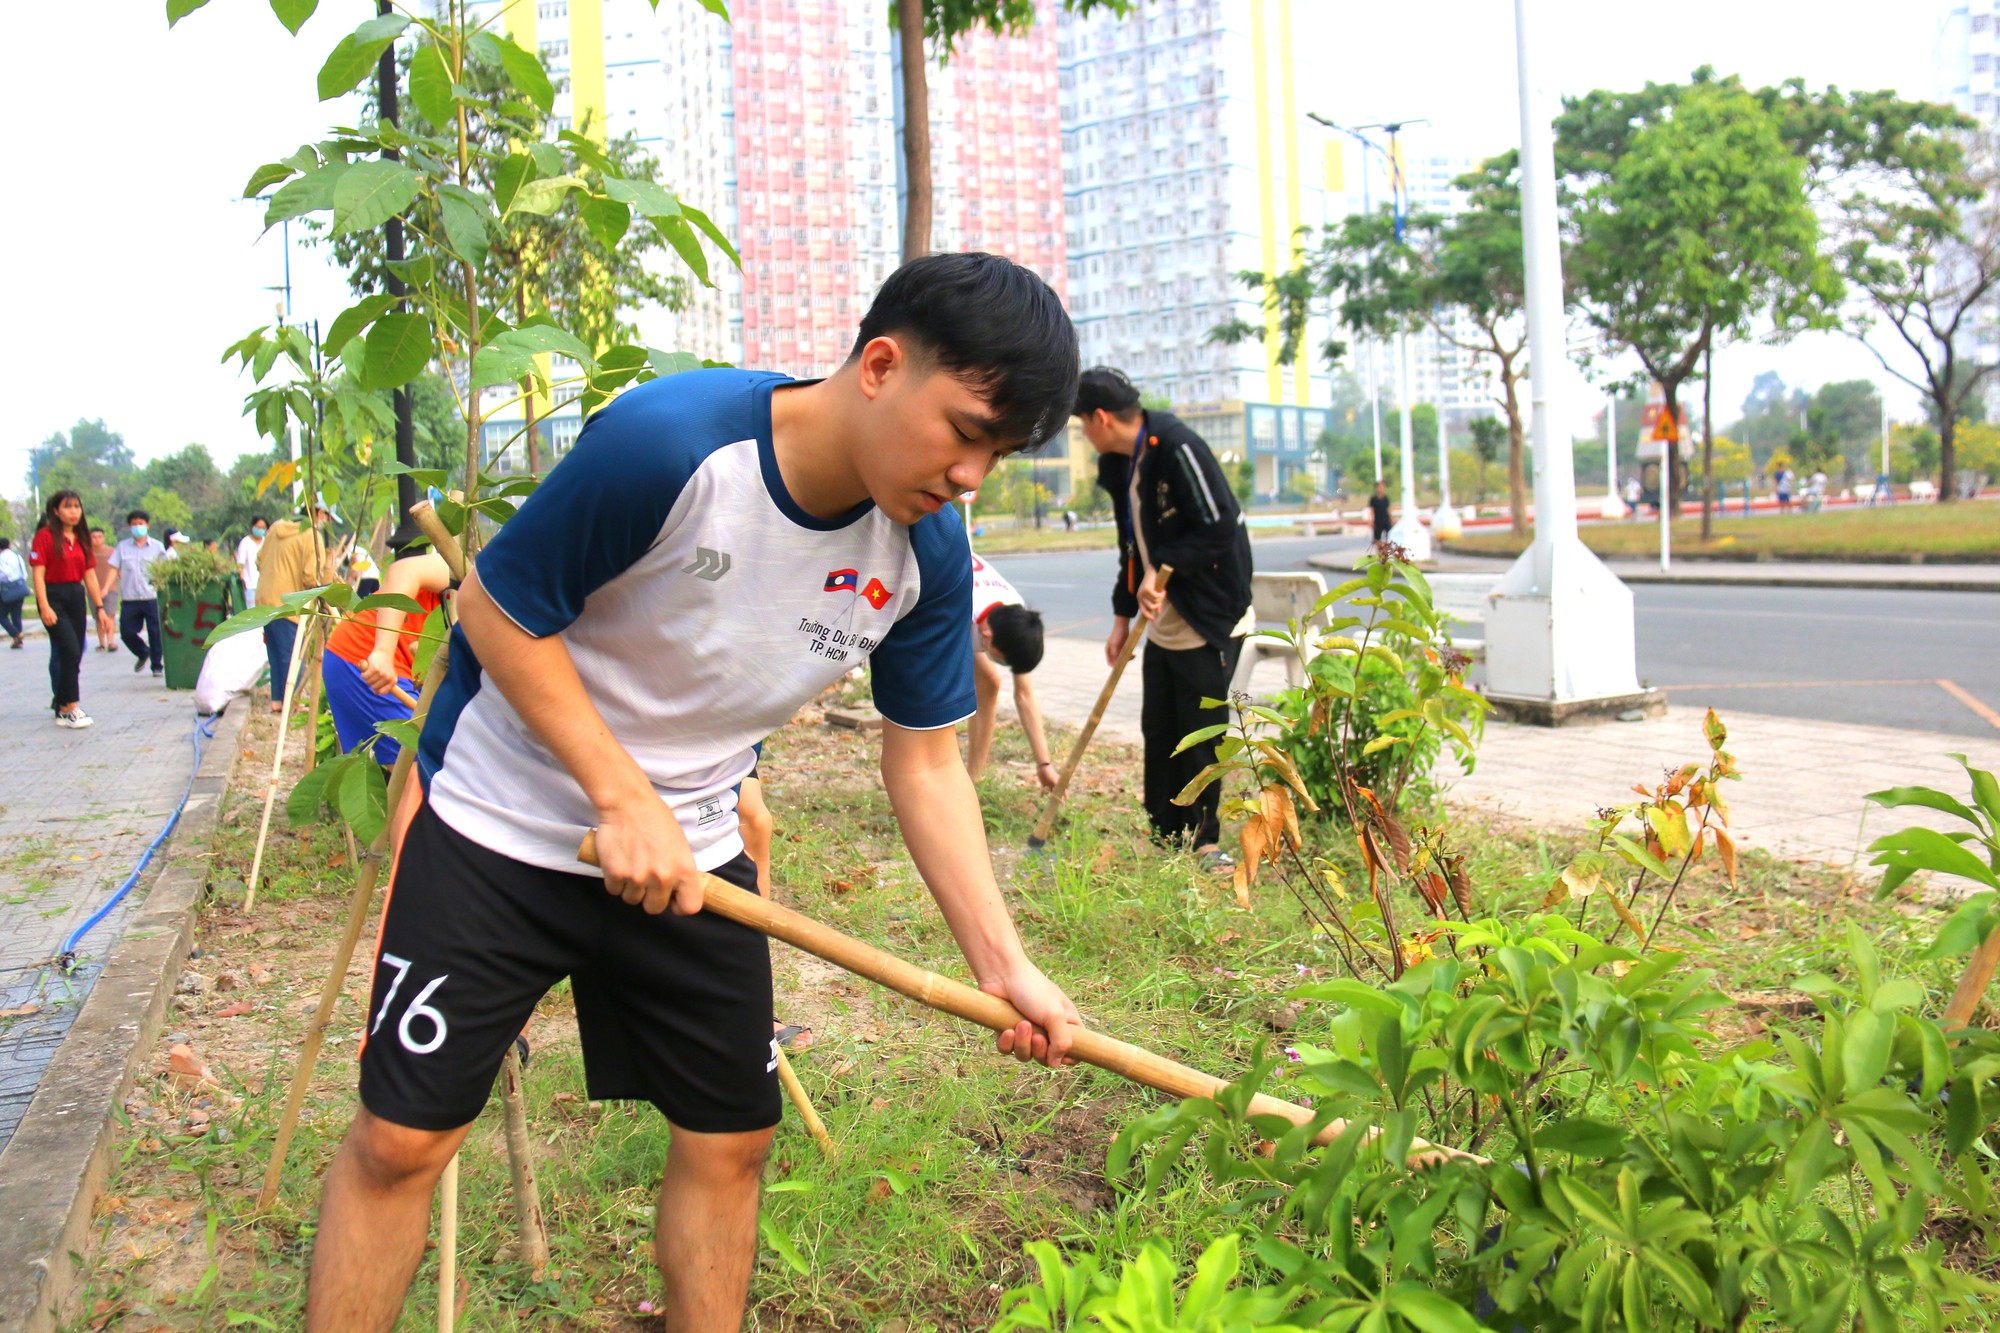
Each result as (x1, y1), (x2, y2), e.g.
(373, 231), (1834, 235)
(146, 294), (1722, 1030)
(1481, 0), (1662, 725)
(1434, 342), (1460, 539)
(1602, 392), (1623, 519)
(1309, 112), (1387, 483)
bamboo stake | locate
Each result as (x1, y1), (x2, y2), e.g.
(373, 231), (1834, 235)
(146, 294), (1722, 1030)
(1027, 567), (1171, 850)
(245, 614), (319, 913)
(437, 1152), (458, 1331)
(576, 834), (1478, 1165)
(1944, 923), (2000, 1030)
(258, 641), (450, 1210)
(499, 1046), (550, 1279)
(775, 1048), (836, 1158)
(411, 499), (466, 582)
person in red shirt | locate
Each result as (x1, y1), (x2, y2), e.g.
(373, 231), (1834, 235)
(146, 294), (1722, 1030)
(320, 551), (450, 771)
(29, 490), (114, 728)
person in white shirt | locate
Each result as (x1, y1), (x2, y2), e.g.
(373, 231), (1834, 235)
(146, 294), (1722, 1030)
(0, 538), (28, 649)
(235, 516), (269, 603)
(965, 552), (1057, 790)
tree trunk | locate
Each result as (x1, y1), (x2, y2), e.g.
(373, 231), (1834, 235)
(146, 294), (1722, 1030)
(896, 0), (931, 263)
(1699, 341), (1716, 541)
(1660, 378), (1685, 519)
(377, 0), (421, 554)
(1939, 406), (1958, 503)
(1501, 362), (1528, 536)
(518, 287), (541, 475)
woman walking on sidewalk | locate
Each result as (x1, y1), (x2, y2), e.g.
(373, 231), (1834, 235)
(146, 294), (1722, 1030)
(29, 490), (114, 729)
(0, 538), (28, 648)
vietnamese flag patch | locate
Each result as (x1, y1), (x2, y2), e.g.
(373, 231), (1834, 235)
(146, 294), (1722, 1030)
(861, 577), (893, 610)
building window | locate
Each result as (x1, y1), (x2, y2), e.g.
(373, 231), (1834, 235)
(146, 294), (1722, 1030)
(538, 0), (567, 16)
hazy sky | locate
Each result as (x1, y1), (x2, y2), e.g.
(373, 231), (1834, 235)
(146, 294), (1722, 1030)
(6, 0), (1957, 501)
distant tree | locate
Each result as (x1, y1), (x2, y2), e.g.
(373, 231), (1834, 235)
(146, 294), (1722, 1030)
(136, 486), (194, 532)
(1709, 434), (1754, 484)
(137, 444), (227, 534)
(1831, 110), (1997, 502)
(28, 419), (134, 517)
(1562, 81), (1839, 537)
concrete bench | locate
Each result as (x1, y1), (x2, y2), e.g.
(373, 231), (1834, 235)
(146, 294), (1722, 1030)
(1427, 572), (1500, 660)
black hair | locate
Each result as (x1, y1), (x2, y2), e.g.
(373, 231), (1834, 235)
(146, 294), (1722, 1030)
(1072, 366), (1143, 420)
(89, 525), (104, 536)
(849, 252), (1078, 450)
(251, 514), (271, 528)
(0, 537), (10, 551)
(37, 490), (92, 553)
(985, 604), (1045, 674)
(127, 508), (150, 524)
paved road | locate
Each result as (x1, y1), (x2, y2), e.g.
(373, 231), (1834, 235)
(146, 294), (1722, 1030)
(0, 641), (214, 1151)
(983, 535), (2000, 741)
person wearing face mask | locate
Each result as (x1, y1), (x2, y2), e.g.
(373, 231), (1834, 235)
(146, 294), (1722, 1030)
(101, 509), (171, 677)
(236, 516), (269, 605)
(257, 503), (339, 713)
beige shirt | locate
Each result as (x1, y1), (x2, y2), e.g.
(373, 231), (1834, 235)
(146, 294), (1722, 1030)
(1128, 455), (1207, 650)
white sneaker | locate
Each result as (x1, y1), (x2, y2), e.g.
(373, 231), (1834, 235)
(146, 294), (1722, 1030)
(56, 710), (94, 729)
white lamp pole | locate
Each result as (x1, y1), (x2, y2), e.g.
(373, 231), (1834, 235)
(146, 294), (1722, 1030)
(1386, 329), (1432, 558)
(1481, 0), (1659, 724)
(1368, 340), (1384, 481)
(1434, 386), (1462, 538)
(1602, 392), (1621, 518)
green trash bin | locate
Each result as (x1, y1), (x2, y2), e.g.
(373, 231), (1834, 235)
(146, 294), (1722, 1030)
(161, 578), (237, 690)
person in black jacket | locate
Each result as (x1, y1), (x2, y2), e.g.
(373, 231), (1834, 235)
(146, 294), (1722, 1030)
(1073, 367), (1253, 870)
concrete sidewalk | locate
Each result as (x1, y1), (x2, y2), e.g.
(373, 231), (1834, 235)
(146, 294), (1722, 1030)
(0, 644), (222, 1150)
(1017, 634), (1999, 871)
(1308, 550), (2000, 593)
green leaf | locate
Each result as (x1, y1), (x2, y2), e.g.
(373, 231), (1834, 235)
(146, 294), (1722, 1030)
(317, 15), (408, 101)
(1537, 1118), (1629, 1157)
(1868, 826), (2000, 892)
(1172, 723), (1230, 755)
(1611, 833), (1675, 881)
(242, 162), (297, 197)
(265, 162), (347, 227)
(351, 593), (428, 617)
(360, 312), (434, 392)
(1388, 1283), (1485, 1333)
(647, 349), (704, 377)
(285, 763), (335, 826)
(471, 344), (536, 391)
(332, 160), (422, 236)
(655, 215), (712, 285)
(757, 1215), (809, 1276)
(166, 0), (212, 25)
(691, 0), (729, 17)
(493, 152), (534, 214)
(375, 719), (422, 752)
(408, 43), (453, 127)
(269, 0), (317, 34)
(604, 176), (682, 219)
(1864, 783), (1981, 827)
(203, 603), (286, 648)
(437, 193), (489, 267)
(1923, 895), (1998, 961)
(339, 758), (388, 845)
(504, 175), (585, 218)
(579, 194), (631, 250)
(679, 201), (741, 270)
(492, 34), (555, 113)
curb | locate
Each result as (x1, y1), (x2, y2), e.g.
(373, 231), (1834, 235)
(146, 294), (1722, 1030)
(0, 702), (250, 1333)
(1304, 552), (2000, 593)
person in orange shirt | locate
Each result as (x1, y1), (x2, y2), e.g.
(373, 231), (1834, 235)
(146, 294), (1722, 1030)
(321, 552), (451, 770)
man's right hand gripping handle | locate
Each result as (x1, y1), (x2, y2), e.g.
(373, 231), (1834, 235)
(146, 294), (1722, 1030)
(591, 792), (707, 916)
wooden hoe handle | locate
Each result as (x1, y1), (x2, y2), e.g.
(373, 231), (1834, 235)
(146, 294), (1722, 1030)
(575, 831), (1478, 1162)
(1029, 565), (1172, 848)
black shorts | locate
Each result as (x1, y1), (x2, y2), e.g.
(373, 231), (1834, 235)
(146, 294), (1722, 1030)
(358, 802), (780, 1133)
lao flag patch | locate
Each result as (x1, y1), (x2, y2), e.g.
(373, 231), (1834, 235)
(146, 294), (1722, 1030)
(861, 577), (893, 610)
(824, 569), (859, 593)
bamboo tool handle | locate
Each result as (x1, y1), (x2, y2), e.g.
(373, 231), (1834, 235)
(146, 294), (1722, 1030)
(575, 832), (1476, 1163)
(389, 684), (420, 711)
(1027, 565), (1173, 849)
(410, 499), (466, 583)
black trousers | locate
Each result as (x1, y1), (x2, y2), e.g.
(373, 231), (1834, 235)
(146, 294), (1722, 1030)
(121, 597), (162, 669)
(0, 595), (22, 640)
(45, 582), (86, 710)
(1140, 636), (1242, 850)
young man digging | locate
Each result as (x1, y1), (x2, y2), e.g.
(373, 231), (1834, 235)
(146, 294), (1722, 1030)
(306, 253), (1083, 1331)
(965, 551), (1058, 790)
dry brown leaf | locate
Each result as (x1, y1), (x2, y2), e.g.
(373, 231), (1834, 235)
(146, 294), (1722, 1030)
(0, 1003), (41, 1019)
(1239, 814), (1269, 887)
(166, 1044), (221, 1090)
(1609, 896), (1648, 945)
(1447, 858), (1473, 917)
(1714, 826), (1739, 889)
(1231, 863), (1250, 910)
(214, 1000), (253, 1018)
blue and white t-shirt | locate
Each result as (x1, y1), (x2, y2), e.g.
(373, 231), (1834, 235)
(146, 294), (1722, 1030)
(420, 369), (977, 874)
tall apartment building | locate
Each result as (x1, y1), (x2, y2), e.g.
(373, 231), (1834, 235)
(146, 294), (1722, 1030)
(1937, 0), (2000, 416)
(1059, 0), (1337, 500)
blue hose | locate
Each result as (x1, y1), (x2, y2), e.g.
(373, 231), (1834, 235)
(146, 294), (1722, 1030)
(58, 712), (220, 972)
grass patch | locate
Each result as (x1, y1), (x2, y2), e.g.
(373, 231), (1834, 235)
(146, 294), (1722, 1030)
(62, 701), (1983, 1330)
(1446, 497), (2000, 562)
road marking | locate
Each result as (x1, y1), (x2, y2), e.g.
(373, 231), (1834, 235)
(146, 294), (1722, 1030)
(1657, 679), (1934, 691)
(1641, 605), (1999, 628)
(1938, 679), (2000, 735)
